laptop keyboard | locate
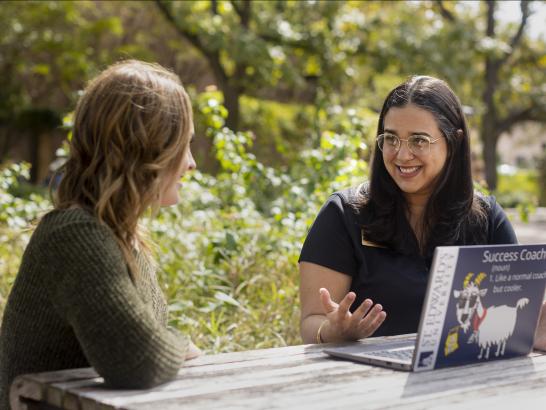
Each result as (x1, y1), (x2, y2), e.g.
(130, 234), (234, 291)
(366, 347), (414, 361)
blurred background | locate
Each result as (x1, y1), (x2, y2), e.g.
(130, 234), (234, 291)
(1, 0), (545, 352)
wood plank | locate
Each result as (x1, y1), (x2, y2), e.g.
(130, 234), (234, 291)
(45, 359), (358, 407)
(45, 385), (64, 409)
(40, 335), (416, 399)
(18, 398), (64, 410)
(79, 396), (115, 410)
(122, 371), (546, 410)
(14, 336), (545, 410)
(18, 368), (99, 385)
(41, 353), (546, 409)
(62, 390), (84, 410)
(136, 355), (545, 408)
(10, 375), (45, 410)
(427, 388), (546, 410)
(38, 342), (359, 407)
(12, 369), (101, 410)
(46, 379), (104, 408)
(125, 356), (546, 409)
(10, 333), (413, 407)
(179, 334), (416, 368)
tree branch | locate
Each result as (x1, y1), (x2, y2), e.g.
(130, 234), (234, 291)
(232, 1), (252, 91)
(155, 1), (202, 54)
(230, 0), (251, 27)
(154, 0), (228, 84)
(498, 106), (546, 134)
(233, 2), (318, 53)
(258, 32), (318, 53)
(434, 0), (456, 22)
(241, 1), (251, 28)
(498, 0), (530, 66)
(486, 0), (495, 37)
(483, 0), (498, 121)
(230, 0), (243, 19)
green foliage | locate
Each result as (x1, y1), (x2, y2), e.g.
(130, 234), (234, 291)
(0, 163), (49, 311)
(159, 0), (349, 93)
(0, 95), (372, 352)
(0, 1), (120, 119)
(238, 96), (316, 164)
(151, 94), (373, 352)
(495, 168), (539, 222)
(0, 163), (50, 228)
(496, 169), (539, 208)
(2, 0), (544, 353)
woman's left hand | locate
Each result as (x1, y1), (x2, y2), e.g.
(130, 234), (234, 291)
(318, 288), (386, 342)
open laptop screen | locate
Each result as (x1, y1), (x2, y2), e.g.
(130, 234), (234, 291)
(414, 244), (546, 371)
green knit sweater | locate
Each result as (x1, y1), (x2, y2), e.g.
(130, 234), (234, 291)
(0, 208), (188, 409)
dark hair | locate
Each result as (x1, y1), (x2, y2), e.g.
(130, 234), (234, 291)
(356, 76), (488, 261)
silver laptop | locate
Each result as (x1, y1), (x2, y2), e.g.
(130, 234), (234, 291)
(324, 244), (546, 371)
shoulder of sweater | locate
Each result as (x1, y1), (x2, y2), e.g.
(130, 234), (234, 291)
(39, 208), (108, 234)
(41, 207), (99, 227)
(34, 208), (121, 257)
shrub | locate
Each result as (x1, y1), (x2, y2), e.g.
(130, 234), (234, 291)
(0, 95), (374, 352)
(495, 168), (539, 222)
(0, 163), (50, 311)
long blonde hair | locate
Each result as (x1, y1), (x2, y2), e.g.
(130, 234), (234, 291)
(54, 60), (193, 277)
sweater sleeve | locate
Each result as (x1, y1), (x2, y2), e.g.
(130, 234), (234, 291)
(41, 220), (188, 389)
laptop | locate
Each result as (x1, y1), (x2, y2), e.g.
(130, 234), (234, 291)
(324, 243), (546, 371)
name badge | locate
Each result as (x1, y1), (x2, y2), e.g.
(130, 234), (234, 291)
(361, 229), (386, 248)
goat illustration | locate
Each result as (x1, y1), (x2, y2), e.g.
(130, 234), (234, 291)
(453, 272), (528, 360)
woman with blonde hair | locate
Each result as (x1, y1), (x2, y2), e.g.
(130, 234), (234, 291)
(0, 60), (199, 408)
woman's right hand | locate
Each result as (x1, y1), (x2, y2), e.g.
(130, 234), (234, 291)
(318, 287), (386, 343)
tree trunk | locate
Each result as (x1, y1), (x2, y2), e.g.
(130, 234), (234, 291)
(0, 128), (13, 161)
(480, 0), (499, 191)
(539, 147), (546, 206)
(481, 121), (499, 190)
(30, 132), (52, 184)
(222, 83), (240, 131)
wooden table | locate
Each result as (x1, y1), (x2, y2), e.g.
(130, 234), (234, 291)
(10, 334), (546, 410)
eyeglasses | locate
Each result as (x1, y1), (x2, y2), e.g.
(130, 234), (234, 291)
(376, 133), (441, 156)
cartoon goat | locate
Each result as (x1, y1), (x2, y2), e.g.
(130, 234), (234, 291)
(453, 272), (528, 360)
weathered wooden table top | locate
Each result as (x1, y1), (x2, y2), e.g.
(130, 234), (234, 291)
(11, 334), (546, 410)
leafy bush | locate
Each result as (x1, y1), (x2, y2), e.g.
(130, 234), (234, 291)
(4, 96), (540, 352)
(495, 169), (539, 209)
(153, 93), (375, 351)
(0, 163), (50, 310)
(0, 95), (375, 353)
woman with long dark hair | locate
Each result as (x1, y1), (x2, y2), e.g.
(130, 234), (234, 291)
(299, 75), (532, 344)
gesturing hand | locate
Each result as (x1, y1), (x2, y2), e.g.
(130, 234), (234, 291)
(318, 288), (386, 343)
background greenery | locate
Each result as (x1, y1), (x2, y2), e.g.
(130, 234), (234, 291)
(1, 0), (545, 353)
(0, 94), (374, 351)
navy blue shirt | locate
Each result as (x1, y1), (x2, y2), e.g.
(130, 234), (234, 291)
(299, 187), (518, 336)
